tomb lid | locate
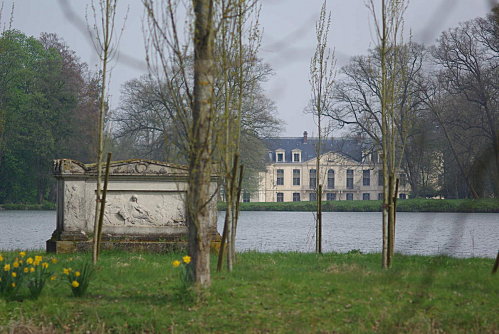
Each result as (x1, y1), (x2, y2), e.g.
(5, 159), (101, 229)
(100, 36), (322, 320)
(53, 159), (188, 176)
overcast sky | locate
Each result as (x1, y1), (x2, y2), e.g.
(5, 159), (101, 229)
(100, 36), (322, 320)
(3, 0), (496, 137)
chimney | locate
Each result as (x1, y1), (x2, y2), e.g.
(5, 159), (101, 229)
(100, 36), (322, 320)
(303, 131), (308, 144)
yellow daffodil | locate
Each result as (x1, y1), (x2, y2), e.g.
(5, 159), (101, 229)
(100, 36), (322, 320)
(11, 282), (15, 288)
(3, 264), (10, 271)
(0, 255), (3, 262)
(42, 262), (49, 269)
(172, 260), (181, 268)
(30, 267), (35, 273)
(35, 255), (42, 262)
(26, 257), (33, 264)
(71, 281), (80, 288)
(63, 268), (71, 275)
(19, 251), (26, 257)
(182, 255), (191, 264)
(51, 258), (58, 264)
(23, 267), (29, 273)
(50, 275), (57, 281)
(75, 271), (81, 277)
(13, 262), (19, 268)
(11, 272), (16, 278)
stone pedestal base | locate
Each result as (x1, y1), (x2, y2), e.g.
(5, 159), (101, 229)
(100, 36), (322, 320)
(46, 230), (222, 254)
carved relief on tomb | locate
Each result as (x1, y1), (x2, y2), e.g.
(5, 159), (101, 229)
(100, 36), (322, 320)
(64, 184), (82, 227)
(102, 191), (186, 227)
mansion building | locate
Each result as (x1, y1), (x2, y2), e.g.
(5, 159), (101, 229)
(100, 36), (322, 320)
(252, 132), (410, 202)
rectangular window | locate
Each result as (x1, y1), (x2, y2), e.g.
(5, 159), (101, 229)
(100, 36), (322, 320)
(400, 173), (407, 187)
(276, 192), (284, 202)
(309, 192), (317, 201)
(276, 169), (284, 185)
(293, 193), (300, 202)
(399, 193), (407, 200)
(363, 170), (370, 186)
(362, 193), (370, 200)
(277, 153), (284, 162)
(293, 153), (300, 162)
(378, 170), (383, 186)
(346, 193), (354, 200)
(309, 169), (317, 189)
(243, 192), (250, 202)
(346, 170), (354, 189)
(326, 192), (336, 201)
(327, 169), (335, 189)
(378, 193), (383, 200)
(293, 169), (300, 185)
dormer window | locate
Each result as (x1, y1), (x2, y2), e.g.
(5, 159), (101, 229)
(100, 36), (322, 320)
(276, 149), (285, 162)
(292, 149), (302, 162)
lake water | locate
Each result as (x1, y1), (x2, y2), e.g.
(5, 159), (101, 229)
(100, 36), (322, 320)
(0, 210), (497, 258)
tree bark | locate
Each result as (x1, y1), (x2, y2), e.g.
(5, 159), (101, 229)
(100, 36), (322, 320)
(96, 152), (112, 260)
(493, 251), (499, 274)
(188, 0), (215, 288)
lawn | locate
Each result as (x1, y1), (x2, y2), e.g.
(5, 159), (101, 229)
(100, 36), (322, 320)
(0, 251), (497, 333)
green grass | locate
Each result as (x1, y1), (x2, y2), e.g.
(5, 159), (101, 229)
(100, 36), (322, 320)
(219, 198), (499, 213)
(0, 251), (497, 333)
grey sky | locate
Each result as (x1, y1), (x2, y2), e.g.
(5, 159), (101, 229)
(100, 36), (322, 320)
(3, 0), (496, 137)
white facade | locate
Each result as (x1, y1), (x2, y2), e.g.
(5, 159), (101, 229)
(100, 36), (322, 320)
(252, 135), (410, 202)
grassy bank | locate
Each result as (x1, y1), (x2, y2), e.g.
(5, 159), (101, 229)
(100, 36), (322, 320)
(0, 202), (56, 210)
(219, 198), (499, 213)
(0, 251), (497, 333)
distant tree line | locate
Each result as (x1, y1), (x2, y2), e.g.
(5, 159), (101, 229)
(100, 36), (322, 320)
(327, 6), (498, 199)
(0, 28), (280, 204)
(0, 30), (100, 204)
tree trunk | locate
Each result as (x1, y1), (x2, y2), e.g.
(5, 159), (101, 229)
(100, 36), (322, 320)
(493, 251), (499, 274)
(95, 152), (112, 260)
(387, 175), (399, 267)
(188, 0), (215, 288)
(92, 0), (111, 265)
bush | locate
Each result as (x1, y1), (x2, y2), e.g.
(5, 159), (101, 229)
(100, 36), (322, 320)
(218, 199), (499, 213)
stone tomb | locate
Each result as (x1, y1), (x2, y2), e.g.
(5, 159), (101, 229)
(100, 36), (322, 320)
(47, 159), (219, 253)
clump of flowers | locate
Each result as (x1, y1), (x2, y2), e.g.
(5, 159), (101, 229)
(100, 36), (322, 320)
(171, 255), (191, 268)
(63, 262), (94, 297)
(171, 255), (191, 288)
(0, 251), (57, 300)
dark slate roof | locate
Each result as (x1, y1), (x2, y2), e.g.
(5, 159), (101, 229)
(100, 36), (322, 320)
(263, 136), (367, 163)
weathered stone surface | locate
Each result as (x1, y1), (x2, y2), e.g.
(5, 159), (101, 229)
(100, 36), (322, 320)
(48, 159), (219, 253)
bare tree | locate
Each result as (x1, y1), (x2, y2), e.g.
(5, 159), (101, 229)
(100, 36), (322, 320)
(87, 0), (127, 264)
(431, 12), (499, 196)
(215, 0), (263, 272)
(307, 0), (335, 254)
(143, 0), (257, 287)
(366, 0), (408, 268)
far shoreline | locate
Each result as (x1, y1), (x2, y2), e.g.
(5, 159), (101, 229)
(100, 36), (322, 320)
(219, 198), (499, 213)
(2, 198), (499, 213)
